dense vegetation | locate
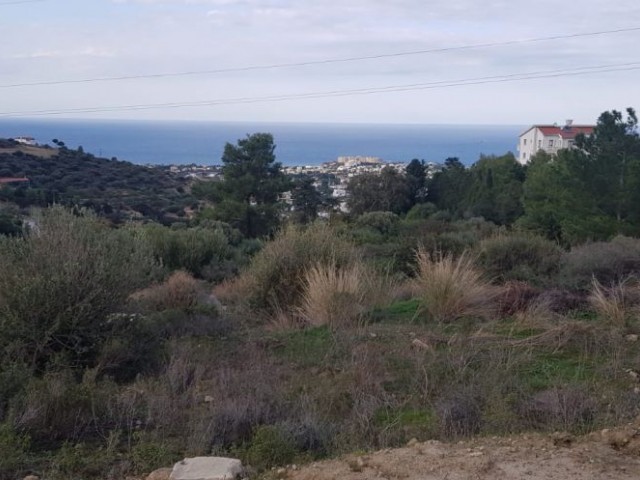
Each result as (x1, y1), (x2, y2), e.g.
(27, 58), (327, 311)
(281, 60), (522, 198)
(0, 142), (194, 224)
(1, 108), (640, 479)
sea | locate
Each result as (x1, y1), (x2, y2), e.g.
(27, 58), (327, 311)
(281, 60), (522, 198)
(0, 118), (524, 167)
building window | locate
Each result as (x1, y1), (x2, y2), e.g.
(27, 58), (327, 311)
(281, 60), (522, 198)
(523, 139), (527, 145)
(548, 139), (554, 148)
(538, 140), (542, 147)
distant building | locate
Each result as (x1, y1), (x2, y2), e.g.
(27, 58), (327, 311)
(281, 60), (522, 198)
(12, 136), (37, 146)
(517, 120), (595, 164)
(0, 177), (29, 188)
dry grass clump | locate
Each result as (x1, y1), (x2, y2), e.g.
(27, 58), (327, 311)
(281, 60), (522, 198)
(130, 270), (201, 311)
(231, 224), (357, 314)
(414, 249), (498, 323)
(589, 277), (640, 328)
(300, 261), (394, 329)
(514, 296), (557, 328)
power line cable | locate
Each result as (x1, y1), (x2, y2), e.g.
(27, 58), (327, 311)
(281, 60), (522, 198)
(2, 61), (638, 117)
(0, 0), (45, 5)
(2, 25), (640, 89)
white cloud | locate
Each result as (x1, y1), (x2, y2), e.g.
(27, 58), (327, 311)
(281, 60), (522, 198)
(2, 0), (639, 123)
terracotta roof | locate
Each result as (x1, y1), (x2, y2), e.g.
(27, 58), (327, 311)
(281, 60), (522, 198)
(536, 125), (595, 139)
(0, 177), (29, 184)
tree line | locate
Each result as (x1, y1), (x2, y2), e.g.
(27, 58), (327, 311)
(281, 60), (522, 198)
(193, 108), (639, 246)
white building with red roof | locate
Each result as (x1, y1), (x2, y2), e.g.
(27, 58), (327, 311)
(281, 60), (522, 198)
(517, 120), (595, 164)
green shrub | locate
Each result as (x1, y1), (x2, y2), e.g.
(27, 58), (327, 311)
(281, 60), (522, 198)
(476, 233), (563, 285)
(141, 223), (235, 281)
(560, 236), (640, 289)
(244, 425), (297, 471)
(237, 223), (357, 313)
(0, 423), (30, 478)
(130, 433), (177, 475)
(0, 207), (157, 373)
(353, 211), (400, 235)
(405, 203), (437, 221)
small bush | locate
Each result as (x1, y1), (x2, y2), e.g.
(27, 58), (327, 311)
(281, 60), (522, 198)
(436, 390), (483, 438)
(476, 233), (562, 285)
(244, 425), (297, 471)
(496, 281), (540, 316)
(414, 250), (498, 323)
(0, 423), (30, 478)
(588, 277), (639, 328)
(353, 211), (400, 235)
(518, 387), (596, 432)
(405, 203), (437, 221)
(300, 261), (394, 329)
(560, 236), (640, 290)
(234, 224), (357, 314)
(130, 433), (177, 475)
(130, 270), (202, 312)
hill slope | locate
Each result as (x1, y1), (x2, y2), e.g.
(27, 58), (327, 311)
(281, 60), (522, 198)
(0, 141), (194, 223)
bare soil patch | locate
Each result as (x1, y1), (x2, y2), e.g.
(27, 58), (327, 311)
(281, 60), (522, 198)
(284, 425), (640, 480)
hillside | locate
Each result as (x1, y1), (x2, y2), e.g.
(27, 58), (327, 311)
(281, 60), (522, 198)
(0, 139), (195, 223)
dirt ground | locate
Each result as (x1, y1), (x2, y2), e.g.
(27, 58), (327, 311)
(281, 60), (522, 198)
(283, 425), (640, 480)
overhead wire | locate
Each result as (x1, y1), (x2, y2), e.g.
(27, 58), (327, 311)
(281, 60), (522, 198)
(0, 0), (45, 5)
(2, 61), (638, 117)
(2, 25), (640, 89)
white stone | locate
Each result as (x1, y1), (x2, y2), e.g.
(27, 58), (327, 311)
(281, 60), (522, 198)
(170, 457), (243, 480)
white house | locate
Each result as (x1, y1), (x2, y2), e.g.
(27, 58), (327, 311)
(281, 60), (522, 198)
(13, 136), (37, 146)
(517, 120), (595, 164)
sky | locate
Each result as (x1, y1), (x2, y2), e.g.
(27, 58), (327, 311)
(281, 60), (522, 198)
(1, 0), (639, 124)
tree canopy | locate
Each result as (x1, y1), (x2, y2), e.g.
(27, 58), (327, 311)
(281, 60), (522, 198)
(204, 133), (291, 237)
(520, 108), (640, 243)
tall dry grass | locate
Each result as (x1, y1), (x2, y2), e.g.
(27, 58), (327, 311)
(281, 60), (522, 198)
(228, 224), (357, 314)
(300, 260), (394, 329)
(414, 249), (498, 323)
(588, 277), (639, 328)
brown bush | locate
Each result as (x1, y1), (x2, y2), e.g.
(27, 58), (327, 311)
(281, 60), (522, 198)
(519, 387), (596, 431)
(414, 250), (498, 323)
(496, 281), (540, 316)
(588, 277), (640, 328)
(300, 261), (394, 329)
(130, 271), (202, 312)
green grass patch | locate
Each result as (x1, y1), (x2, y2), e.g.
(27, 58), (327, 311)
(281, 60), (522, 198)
(383, 355), (416, 393)
(519, 351), (594, 391)
(370, 299), (420, 323)
(373, 405), (435, 430)
(492, 321), (545, 339)
(270, 326), (335, 368)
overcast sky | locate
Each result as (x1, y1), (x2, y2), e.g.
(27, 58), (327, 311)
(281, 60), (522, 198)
(1, 0), (639, 124)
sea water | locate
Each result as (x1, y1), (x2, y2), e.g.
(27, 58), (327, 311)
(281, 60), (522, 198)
(0, 118), (524, 166)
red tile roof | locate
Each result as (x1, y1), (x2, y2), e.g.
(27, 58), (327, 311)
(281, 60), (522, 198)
(536, 125), (595, 139)
(0, 177), (29, 184)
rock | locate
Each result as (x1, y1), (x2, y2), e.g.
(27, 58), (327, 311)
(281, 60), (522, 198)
(203, 395), (215, 403)
(625, 334), (639, 342)
(170, 457), (243, 480)
(147, 468), (172, 480)
(406, 437), (419, 447)
(23, 476), (39, 480)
